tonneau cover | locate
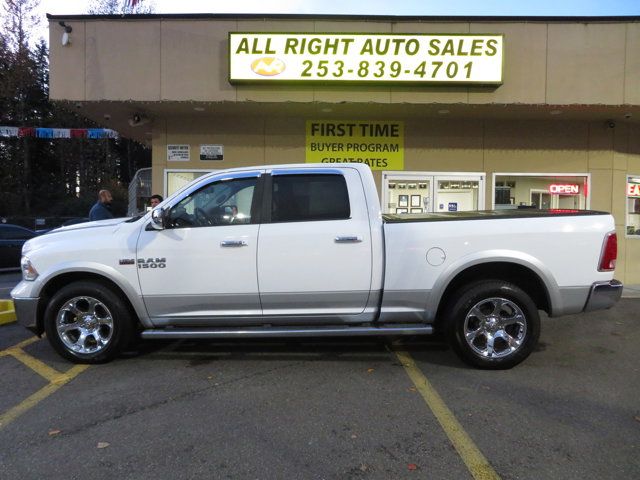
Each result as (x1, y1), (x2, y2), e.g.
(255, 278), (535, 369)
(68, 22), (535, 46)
(382, 209), (609, 223)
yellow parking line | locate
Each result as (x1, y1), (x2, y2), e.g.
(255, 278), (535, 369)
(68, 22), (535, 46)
(9, 348), (63, 383)
(0, 364), (89, 430)
(394, 349), (501, 480)
(0, 336), (40, 357)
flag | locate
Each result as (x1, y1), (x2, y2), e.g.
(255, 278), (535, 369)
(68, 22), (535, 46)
(125, 0), (141, 9)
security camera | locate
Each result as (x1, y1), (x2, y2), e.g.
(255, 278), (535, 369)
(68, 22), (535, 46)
(624, 113), (633, 119)
(606, 120), (616, 129)
(128, 113), (149, 127)
(75, 102), (82, 109)
(103, 114), (111, 121)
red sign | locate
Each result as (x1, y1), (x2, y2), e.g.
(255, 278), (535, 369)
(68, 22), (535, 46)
(549, 184), (580, 195)
(628, 183), (640, 197)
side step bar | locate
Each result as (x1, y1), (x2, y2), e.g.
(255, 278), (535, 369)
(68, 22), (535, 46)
(141, 324), (433, 339)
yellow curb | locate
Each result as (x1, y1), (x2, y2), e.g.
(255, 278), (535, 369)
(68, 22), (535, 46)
(0, 300), (16, 325)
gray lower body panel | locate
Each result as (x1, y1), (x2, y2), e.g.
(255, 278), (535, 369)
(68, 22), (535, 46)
(148, 290), (380, 327)
(12, 297), (39, 331)
(378, 289), (429, 323)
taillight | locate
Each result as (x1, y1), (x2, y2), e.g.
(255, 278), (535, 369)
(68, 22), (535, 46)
(598, 232), (617, 272)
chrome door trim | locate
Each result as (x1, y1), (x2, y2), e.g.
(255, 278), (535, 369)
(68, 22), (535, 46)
(334, 235), (363, 243)
(220, 240), (248, 247)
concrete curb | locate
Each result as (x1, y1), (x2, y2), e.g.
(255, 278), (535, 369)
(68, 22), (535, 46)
(0, 300), (16, 325)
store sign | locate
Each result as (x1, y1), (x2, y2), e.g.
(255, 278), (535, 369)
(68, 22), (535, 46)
(167, 144), (190, 161)
(229, 33), (503, 84)
(628, 183), (640, 197)
(200, 144), (224, 161)
(549, 184), (580, 195)
(305, 120), (404, 170)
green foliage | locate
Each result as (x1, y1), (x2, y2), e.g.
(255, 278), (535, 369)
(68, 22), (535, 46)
(0, 0), (151, 219)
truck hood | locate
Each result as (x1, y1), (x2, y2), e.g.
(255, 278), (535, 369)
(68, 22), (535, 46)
(22, 216), (140, 256)
(52, 217), (134, 233)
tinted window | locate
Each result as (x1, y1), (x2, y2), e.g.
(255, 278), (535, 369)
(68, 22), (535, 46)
(271, 174), (350, 222)
(168, 177), (257, 228)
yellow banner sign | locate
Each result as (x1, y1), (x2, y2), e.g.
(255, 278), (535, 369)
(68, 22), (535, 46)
(306, 120), (404, 170)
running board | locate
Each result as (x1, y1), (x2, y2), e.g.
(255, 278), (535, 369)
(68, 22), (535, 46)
(141, 324), (433, 339)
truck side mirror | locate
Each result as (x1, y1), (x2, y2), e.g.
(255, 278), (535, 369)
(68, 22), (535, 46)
(150, 207), (166, 230)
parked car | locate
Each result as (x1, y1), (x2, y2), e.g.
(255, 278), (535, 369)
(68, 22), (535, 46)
(11, 164), (622, 368)
(0, 224), (39, 269)
(61, 217), (89, 227)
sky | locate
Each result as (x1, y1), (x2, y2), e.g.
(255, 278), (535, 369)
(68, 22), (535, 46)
(22, 0), (640, 45)
(39, 0), (640, 17)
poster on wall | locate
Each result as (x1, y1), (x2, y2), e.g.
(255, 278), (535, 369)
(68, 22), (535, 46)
(305, 120), (404, 170)
(167, 144), (190, 161)
(200, 144), (224, 161)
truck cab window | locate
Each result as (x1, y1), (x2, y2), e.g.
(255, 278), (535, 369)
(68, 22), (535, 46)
(168, 177), (257, 228)
(271, 174), (350, 222)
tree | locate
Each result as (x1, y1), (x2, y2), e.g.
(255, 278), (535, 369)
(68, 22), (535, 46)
(1, 0), (39, 53)
(0, 0), (152, 222)
(88, 0), (155, 15)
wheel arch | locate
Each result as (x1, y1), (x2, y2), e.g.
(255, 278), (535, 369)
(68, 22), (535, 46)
(433, 260), (552, 330)
(34, 272), (144, 336)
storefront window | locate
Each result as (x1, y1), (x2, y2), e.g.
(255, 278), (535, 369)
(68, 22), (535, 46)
(383, 173), (484, 214)
(493, 174), (589, 210)
(627, 175), (640, 237)
(165, 170), (213, 197)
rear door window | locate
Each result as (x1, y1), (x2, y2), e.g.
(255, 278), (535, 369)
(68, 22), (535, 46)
(271, 174), (350, 223)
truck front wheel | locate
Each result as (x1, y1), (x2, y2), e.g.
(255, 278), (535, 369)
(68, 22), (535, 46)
(44, 281), (133, 364)
(445, 280), (540, 369)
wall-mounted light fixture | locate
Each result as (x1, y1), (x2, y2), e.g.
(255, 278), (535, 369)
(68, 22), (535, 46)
(59, 21), (72, 46)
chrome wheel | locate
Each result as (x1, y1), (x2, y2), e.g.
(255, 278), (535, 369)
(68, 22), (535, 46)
(56, 296), (114, 355)
(464, 297), (527, 359)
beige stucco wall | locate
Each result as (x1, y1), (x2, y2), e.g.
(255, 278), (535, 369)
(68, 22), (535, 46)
(50, 18), (640, 106)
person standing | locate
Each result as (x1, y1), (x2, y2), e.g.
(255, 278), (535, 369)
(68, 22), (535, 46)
(149, 194), (163, 208)
(89, 189), (114, 221)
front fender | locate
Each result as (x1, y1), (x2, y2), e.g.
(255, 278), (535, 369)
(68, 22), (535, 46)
(13, 261), (151, 329)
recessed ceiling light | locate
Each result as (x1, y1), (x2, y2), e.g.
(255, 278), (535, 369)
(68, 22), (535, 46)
(194, 107), (205, 112)
(550, 110), (563, 115)
(320, 107), (333, 113)
(437, 109), (450, 115)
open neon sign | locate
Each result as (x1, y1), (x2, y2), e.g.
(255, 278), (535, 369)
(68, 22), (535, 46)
(549, 184), (580, 195)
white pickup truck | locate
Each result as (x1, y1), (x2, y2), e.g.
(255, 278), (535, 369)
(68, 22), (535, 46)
(11, 163), (622, 368)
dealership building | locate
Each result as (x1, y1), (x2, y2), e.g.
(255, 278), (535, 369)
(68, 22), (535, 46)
(47, 14), (640, 283)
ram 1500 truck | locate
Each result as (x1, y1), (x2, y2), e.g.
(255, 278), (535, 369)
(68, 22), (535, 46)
(11, 164), (622, 368)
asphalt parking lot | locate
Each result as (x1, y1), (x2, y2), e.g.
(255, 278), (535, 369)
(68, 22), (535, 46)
(0, 284), (639, 480)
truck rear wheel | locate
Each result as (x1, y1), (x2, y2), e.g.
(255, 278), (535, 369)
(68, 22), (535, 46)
(44, 281), (133, 364)
(445, 280), (540, 369)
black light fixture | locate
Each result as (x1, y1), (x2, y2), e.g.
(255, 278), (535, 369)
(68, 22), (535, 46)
(59, 21), (72, 46)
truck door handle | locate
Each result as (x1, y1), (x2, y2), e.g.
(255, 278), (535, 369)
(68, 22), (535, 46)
(220, 240), (247, 247)
(334, 236), (362, 243)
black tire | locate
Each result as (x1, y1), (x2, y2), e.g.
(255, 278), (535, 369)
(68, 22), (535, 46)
(44, 281), (134, 364)
(444, 280), (540, 369)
